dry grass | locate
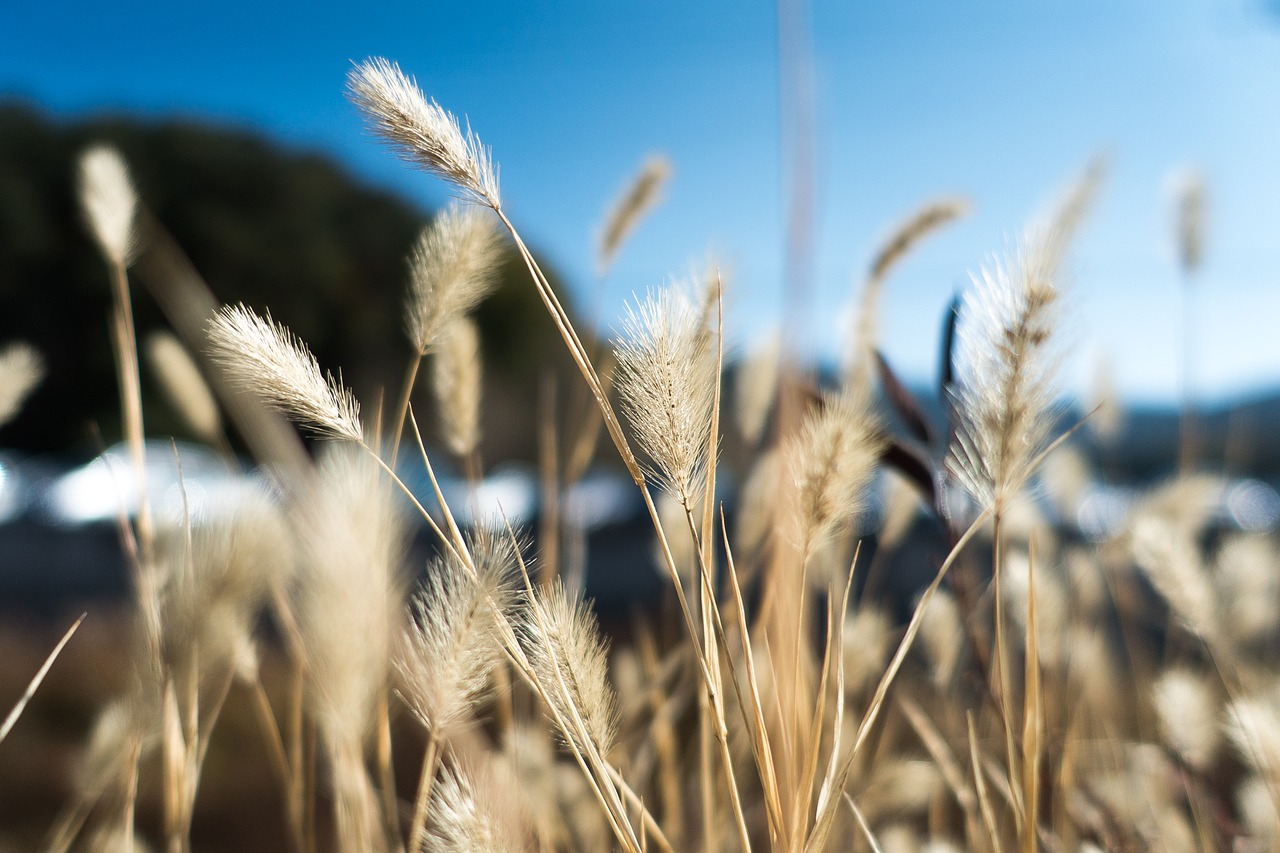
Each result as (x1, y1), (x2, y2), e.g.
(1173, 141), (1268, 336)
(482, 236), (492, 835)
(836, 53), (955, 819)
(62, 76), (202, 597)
(5, 56), (1279, 853)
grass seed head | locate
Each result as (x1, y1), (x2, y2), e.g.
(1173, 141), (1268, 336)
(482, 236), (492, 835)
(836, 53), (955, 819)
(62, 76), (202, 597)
(784, 387), (883, 551)
(427, 762), (529, 853)
(145, 331), (221, 444)
(78, 144), (139, 267)
(397, 531), (516, 738)
(433, 316), (483, 458)
(1153, 669), (1219, 769)
(292, 445), (405, 748)
(0, 341), (45, 428)
(347, 57), (500, 208)
(406, 202), (503, 354)
(596, 154), (672, 277)
(614, 285), (717, 505)
(207, 303), (363, 442)
(520, 582), (619, 758)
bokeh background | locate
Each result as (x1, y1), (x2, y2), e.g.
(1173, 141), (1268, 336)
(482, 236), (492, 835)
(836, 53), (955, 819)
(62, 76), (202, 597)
(4, 1), (1280, 847)
(7, 0), (1280, 411)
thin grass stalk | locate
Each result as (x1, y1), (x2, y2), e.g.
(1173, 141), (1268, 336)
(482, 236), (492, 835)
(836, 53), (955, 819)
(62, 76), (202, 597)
(991, 516), (1025, 834)
(374, 693), (402, 853)
(303, 716), (318, 853)
(844, 791), (884, 853)
(564, 352), (614, 485)
(406, 730), (443, 853)
(634, 624), (685, 844)
(359, 423), (466, 569)
(162, 676), (185, 852)
(537, 375), (560, 587)
(681, 506), (753, 853)
(290, 657), (308, 850)
(248, 674), (303, 850)
(1021, 539), (1041, 853)
(43, 785), (101, 853)
(331, 741), (381, 853)
(121, 735), (143, 853)
(721, 513), (786, 845)
(969, 712), (1005, 853)
(405, 410), (474, 568)
(108, 254), (154, 566)
(793, 588), (836, 851)
(898, 697), (984, 844)
(388, 352), (422, 468)
(499, 582), (673, 853)
(180, 668), (236, 845)
(504, 539), (637, 847)
(603, 764), (677, 853)
(494, 210), (642, 485)
(0, 613), (83, 746)
(1175, 169), (1204, 475)
(689, 506), (808, 853)
(700, 683), (716, 853)
(806, 507), (991, 849)
(787, 542), (817, 820)
(699, 287), (726, 853)
(494, 179), (760, 851)
(810, 557), (857, 851)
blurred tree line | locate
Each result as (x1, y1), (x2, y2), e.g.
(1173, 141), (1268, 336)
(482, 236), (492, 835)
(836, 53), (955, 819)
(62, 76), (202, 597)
(0, 101), (578, 461)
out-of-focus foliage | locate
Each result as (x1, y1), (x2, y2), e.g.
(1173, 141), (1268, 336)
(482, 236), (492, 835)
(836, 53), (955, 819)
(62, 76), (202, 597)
(0, 102), (573, 458)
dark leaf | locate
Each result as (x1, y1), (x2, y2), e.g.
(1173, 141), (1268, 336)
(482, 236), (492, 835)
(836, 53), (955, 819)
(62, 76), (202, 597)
(875, 349), (932, 446)
(880, 438), (937, 513)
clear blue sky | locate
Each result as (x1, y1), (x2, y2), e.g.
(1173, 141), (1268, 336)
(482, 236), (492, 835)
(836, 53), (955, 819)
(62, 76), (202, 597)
(5, 0), (1280, 405)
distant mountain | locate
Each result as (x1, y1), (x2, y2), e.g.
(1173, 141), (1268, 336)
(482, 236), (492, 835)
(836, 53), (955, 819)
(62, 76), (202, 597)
(0, 102), (578, 460)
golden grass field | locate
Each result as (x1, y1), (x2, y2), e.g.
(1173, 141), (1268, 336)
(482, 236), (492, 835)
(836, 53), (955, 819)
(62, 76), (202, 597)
(2, 56), (1277, 853)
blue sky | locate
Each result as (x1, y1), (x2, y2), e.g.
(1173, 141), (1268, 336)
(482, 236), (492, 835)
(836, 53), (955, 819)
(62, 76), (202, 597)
(5, 0), (1280, 405)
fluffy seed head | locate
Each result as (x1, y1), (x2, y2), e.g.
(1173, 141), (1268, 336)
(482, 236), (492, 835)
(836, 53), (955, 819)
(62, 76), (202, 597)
(1237, 775), (1280, 847)
(432, 317), (483, 458)
(734, 331), (781, 446)
(207, 304), (362, 441)
(1173, 166), (1206, 274)
(427, 762), (528, 853)
(145, 331), (221, 444)
(78, 145), (139, 267)
(347, 57), (500, 207)
(859, 758), (943, 819)
(841, 607), (891, 696)
(406, 203), (503, 354)
(0, 341), (44, 428)
(1087, 353), (1124, 444)
(1130, 515), (1217, 642)
(596, 154), (672, 276)
(614, 286), (717, 503)
(157, 485), (288, 683)
(784, 387), (883, 550)
(1225, 696), (1280, 775)
(292, 446), (405, 747)
(845, 197), (968, 390)
(520, 582), (618, 757)
(947, 163), (1102, 513)
(1217, 534), (1280, 651)
(948, 232), (1062, 512)
(1153, 669), (1219, 769)
(397, 532), (516, 738)
(919, 588), (964, 690)
(733, 448), (781, 561)
(868, 197), (970, 285)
